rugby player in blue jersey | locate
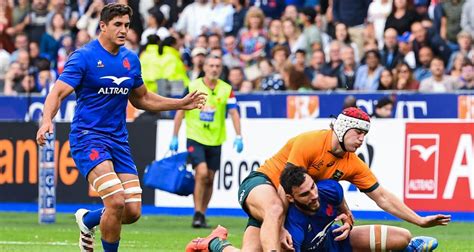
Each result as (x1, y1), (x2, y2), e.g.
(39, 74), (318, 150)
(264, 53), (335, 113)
(36, 4), (206, 252)
(186, 165), (439, 252)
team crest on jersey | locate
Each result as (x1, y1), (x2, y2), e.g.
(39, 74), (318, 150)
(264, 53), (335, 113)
(97, 60), (104, 68)
(123, 58), (130, 70)
(331, 170), (344, 180)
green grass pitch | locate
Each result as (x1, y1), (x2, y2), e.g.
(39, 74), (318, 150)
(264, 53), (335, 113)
(0, 212), (473, 251)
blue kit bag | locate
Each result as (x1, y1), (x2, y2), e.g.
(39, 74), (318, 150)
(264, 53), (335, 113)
(143, 151), (194, 196)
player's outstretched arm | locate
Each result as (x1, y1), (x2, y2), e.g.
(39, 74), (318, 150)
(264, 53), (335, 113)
(36, 80), (75, 146)
(129, 85), (206, 112)
(365, 186), (451, 227)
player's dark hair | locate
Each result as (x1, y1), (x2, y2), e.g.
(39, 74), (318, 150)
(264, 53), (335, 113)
(100, 3), (133, 24)
(280, 163), (307, 195)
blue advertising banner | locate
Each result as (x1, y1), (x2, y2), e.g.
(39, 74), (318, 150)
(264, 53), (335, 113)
(0, 92), (472, 121)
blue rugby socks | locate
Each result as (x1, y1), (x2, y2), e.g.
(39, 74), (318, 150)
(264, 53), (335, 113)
(101, 239), (120, 252)
(83, 208), (104, 229)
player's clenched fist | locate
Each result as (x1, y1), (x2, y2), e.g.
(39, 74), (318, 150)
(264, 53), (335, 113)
(36, 122), (54, 146)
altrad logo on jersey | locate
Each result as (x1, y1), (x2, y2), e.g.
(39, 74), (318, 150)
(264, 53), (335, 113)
(98, 76), (131, 95)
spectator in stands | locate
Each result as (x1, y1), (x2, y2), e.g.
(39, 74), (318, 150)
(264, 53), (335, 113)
(313, 41), (342, 90)
(281, 61), (312, 91)
(0, 42), (10, 89)
(175, 0), (212, 38)
(228, 66), (245, 91)
(419, 57), (460, 92)
(47, 0), (77, 30)
(440, 0), (464, 51)
(11, 0), (28, 27)
(12, 0), (48, 44)
(209, 0), (235, 35)
(56, 34), (74, 75)
(448, 54), (470, 79)
(222, 34), (242, 69)
(332, 0), (370, 56)
(10, 32), (28, 62)
(461, 0), (474, 38)
(299, 7), (322, 63)
(380, 28), (404, 70)
(333, 22), (360, 62)
(447, 31), (473, 71)
(372, 96), (394, 118)
(459, 62), (474, 89)
(29, 41), (50, 73)
(411, 21), (452, 67)
(75, 29), (91, 49)
(367, 0), (393, 49)
(188, 47), (207, 81)
(208, 33), (222, 51)
(3, 61), (26, 95)
(282, 5), (299, 24)
(40, 13), (70, 70)
(395, 62), (420, 90)
(140, 9), (168, 45)
(294, 49), (311, 77)
(265, 19), (286, 59)
(354, 50), (384, 91)
(258, 58), (285, 91)
(307, 49), (325, 88)
(397, 31), (416, 69)
(378, 68), (395, 90)
(249, 0), (285, 19)
(385, 0), (420, 35)
(239, 79), (254, 93)
(0, 0), (14, 53)
(238, 7), (267, 67)
(271, 44), (290, 75)
(76, 0), (104, 39)
(414, 46), (434, 81)
(229, 0), (248, 37)
(194, 34), (209, 51)
(337, 46), (358, 90)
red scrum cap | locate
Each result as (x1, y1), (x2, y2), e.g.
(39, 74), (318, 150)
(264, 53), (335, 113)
(333, 107), (371, 143)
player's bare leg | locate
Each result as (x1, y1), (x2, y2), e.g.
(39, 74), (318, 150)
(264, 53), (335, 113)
(192, 162), (214, 227)
(350, 225), (411, 251)
(87, 161), (125, 251)
(244, 184), (284, 251)
(117, 173), (142, 224)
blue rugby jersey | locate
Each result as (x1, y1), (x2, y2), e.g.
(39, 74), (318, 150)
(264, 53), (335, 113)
(58, 39), (143, 143)
(285, 180), (345, 252)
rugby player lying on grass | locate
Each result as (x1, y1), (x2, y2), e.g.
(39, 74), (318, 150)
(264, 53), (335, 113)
(186, 165), (439, 252)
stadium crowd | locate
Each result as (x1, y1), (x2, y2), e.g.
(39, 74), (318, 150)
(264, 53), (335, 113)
(1, 0), (473, 96)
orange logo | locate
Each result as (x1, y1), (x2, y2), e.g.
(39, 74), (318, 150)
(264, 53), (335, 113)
(458, 95), (474, 119)
(287, 96), (320, 119)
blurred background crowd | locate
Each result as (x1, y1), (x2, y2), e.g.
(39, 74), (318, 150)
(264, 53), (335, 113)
(1, 0), (473, 97)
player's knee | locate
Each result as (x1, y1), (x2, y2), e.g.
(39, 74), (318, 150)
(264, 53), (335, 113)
(400, 228), (412, 247)
(123, 207), (141, 224)
(106, 192), (126, 212)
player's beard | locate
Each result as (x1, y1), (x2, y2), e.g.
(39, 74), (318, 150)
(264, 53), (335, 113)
(294, 198), (320, 215)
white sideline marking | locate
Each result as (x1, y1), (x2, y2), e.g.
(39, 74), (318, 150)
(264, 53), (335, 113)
(0, 241), (73, 246)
